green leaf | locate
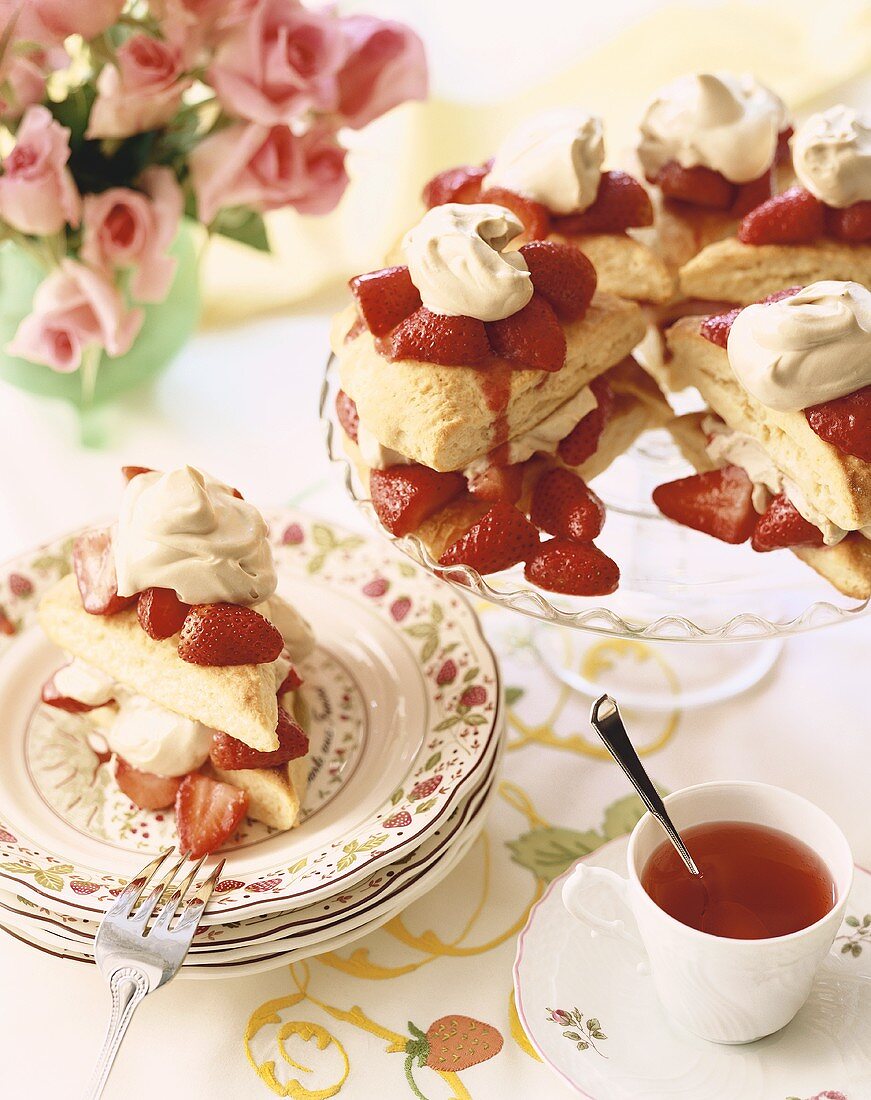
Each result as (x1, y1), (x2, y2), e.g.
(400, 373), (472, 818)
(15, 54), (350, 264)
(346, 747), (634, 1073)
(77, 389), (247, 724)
(339, 536), (364, 550)
(431, 603), (443, 624)
(390, 788), (404, 805)
(421, 635), (438, 663)
(465, 714), (487, 725)
(586, 1018), (600, 1032)
(0, 862), (33, 874)
(602, 794), (651, 841)
(504, 686), (525, 705)
(563, 1031), (583, 1041)
(211, 207), (271, 252)
(414, 797), (437, 814)
(398, 563), (416, 577)
(575, 1041), (589, 1051)
(592, 1030), (606, 1040)
(287, 858), (306, 874)
(842, 942), (854, 953)
(424, 752), (441, 770)
(34, 869), (63, 891)
(853, 943), (862, 957)
(463, 666), (479, 683)
(405, 624), (436, 639)
(359, 834), (387, 852)
(434, 716), (461, 731)
(311, 524), (337, 550)
(506, 826), (607, 882)
(847, 915), (860, 927)
(307, 553), (327, 575)
(863, 914), (871, 927)
(336, 854), (356, 873)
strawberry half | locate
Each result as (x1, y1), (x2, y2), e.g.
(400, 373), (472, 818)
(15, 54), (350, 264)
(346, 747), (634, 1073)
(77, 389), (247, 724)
(826, 201), (871, 243)
(349, 265), (422, 337)
(335, 389), (359, 442)
(278, 665), (303, 694)
(478, 185), (551, 240)
(519, 241), (597, 321)
(210, 706), (309, 770)
(654, 162), (735, 209)
(438, 503), (539, 574)
(121, 465), (154, 482)
(557, 375), (614, 466)
(738, 187), (825, 245)
(805, 383), (871, 462)
(41, 673), (109, 713)
(466, 461), (525, 505)
(730, 167), (774, 217)
(72, 528), (137, 616)
(137, 587), (190, 640)
(486, 294), (566, 372)
(115, 758), (181, 811)
(524, 538), (620, 596)
(751, 493), (825, 552)
(530, 467), (605, 542)
(422, 163), (488, 207)
(555, 170), (654, 233)
(175, 773), (249, 858)
(177, 604), (284, 666)
(370, 465), (465, 537)
(653, 466), (757, 544)
(382, 307), (489, 366)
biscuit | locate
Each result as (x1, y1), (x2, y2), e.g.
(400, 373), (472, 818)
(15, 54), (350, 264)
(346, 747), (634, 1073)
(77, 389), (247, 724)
(548, 231), (677, 303)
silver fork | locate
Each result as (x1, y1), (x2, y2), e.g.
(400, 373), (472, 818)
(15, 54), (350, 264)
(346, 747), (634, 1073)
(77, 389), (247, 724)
(83, 848), (224, 1100)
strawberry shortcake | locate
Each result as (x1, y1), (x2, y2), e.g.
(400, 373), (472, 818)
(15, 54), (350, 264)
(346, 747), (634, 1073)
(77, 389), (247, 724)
(38, 466), (315, 856)
(331, 203), (671, 597)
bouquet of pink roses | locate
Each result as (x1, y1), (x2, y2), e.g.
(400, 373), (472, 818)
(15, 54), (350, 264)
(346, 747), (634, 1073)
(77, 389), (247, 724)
(0, 0), (426, 405)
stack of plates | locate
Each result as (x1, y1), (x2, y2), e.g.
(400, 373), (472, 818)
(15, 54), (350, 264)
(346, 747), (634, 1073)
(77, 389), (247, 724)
(0, 510), (503, 978)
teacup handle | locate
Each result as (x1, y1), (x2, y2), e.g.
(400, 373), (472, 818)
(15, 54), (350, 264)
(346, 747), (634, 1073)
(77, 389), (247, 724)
(561, 863), (643, 948)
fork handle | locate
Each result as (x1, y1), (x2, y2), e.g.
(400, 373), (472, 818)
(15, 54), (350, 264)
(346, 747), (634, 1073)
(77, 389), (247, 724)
(83, 966), (150, 1100)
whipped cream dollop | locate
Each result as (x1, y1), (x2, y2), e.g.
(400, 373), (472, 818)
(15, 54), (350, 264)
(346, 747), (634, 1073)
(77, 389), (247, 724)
(53, 659), (115, 707)
(792, 105), (871, 208)
(106, 696), (213, 777)
(483, 109), (605, 215)
(638, 72), (787, 183)
(114, 466), (277, 606)
(726, 281), (871, 410)
(402, 204), (532, 322)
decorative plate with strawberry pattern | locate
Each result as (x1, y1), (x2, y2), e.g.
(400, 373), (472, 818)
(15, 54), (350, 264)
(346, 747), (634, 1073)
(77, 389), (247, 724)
(0, 510), (502, 921)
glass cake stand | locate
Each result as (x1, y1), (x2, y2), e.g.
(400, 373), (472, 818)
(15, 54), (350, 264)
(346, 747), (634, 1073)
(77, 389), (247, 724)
(321, 357), (870, 710)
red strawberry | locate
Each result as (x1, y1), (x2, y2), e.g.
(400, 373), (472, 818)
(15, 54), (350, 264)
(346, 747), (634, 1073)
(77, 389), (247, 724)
(423, 163), (488, 207)
(390, 596), (412, 621)
(486, 294), (566, 372)
(558, 169), (654, 233)
(415, 1015), (504, 1072)
(751, 493), (825, 552)
(248, 877), (281, 892)
(478, 185), (551, 239)
(70, 880), (100, 895)
(460, 685), (486, 706)
(466, 461), (525, 505)
(335, 390), (359, 442)
(805, 383), (871, 462)
(826, 200), (871, 242)
(439, 503), (539, 574)
(436, 659), (457, 685)
(370, 465), (465, 537)
(519, 241), (597, 320)
(383, 810), (412, 828)
(557, 375), (614, 466)
(700, 307), (742, 348)
(121, 465), (154, 482)
(108, 886), (125, 897)
(409, 775), (442, 800)
(175, 773), (249, 858)
(72, 528), (137, 616)
(654, 162), (735, 209)
(362, 576), (389, 597)
(653, 466), (757, 544)
(177, 603), (284, 666)
(0, 828), (17, 843)
(739, 187), (825, 245)
(0, 608), (15, 635)
(282, 522), (304, 545)
(278, 665), (303, 694)
(382, 306), (489, 366)
(137, 587), (190, 640)
(210, 707), (308, 770)
(213, 878), (244, 893)
(8, 573), (32, 597)
(530, 467), (605, 542)
(524, 538), (620, 596)
(349, 265), (422, 336)
(41, 673), (109, 713)
(115, 758), (181, 811)
(731, 167), (774, 216)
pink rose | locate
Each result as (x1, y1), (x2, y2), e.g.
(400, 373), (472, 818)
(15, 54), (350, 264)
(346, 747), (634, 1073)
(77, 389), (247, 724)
(81, 167), (183, 302)
(0, 0), (124, 44)
(8, 259), (143, 372)
(87, 34), (190, 139)
(153, 0), (257, 58)
(0, 53), (46, 119)
(336, 15), (427, 130)
(0, 105), (80, 234)
(190, 121), (347, 223)
(209, 0), (348, 125)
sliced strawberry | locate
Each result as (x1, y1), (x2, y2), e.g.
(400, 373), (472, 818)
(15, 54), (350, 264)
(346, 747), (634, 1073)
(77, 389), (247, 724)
(349, 265), (422, 337)
(438, 502), (539, 574)
(751, 493), (825, 552)
(41, 674), (109, 713)
(653, 466), (757, 544)
(557, 375), (614, 466)
(175, 773), (249, 858)
(422, 163), (489, 207)
(486, 294), (565, 372)
(519, 241), (597, 320)
(730, 167), (775, 216)
(115, 758), (181, 811)
(654, 161), (735, 209)
(177, 603), (284, 666)
(466, 461), (525, 505)
(210, 707), (309, 770)
(805, 383), (871, 462)
(72, 528), (137, 616)
(137, 587), (190, 640)
(382, 307), (489, 366)
(121, 465), (153, 482)
(524, 538), (619, 595)
(739, 186), (825, 245)
(335, 389), (359, 442)
(530, 467), (605, 542)
(278, 665), (303, 694)
(701, 286), (804, 348)
(370, 465), (465, 536)
(555, 170), (654, 233)
(826, 201), (871, 243)
(478, 185), (551, 240)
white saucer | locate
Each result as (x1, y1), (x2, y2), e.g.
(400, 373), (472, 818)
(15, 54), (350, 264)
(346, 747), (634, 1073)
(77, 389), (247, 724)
(514, 836), (871, 1100)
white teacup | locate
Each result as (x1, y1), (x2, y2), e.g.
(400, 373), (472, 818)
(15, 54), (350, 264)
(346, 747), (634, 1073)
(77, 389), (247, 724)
(562, 780), (853, 1044)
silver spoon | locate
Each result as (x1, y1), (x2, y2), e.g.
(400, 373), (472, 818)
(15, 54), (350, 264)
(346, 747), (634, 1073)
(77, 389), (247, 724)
(590, 694), (700, 877)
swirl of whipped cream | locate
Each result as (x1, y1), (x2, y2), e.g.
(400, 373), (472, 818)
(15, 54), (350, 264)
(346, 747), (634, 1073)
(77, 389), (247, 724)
(726, 281), (871, 410)
(638, 72), (787, 183)
(792, 105), (871, 208)
(482, 109), (605, 215)
(114, 466), (277, 605)
(402, 203), (532, 321)
(106, 697), (213, 777)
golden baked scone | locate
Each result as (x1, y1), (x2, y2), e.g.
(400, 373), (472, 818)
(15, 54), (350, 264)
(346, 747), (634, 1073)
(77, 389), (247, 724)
(548, 230), (677, 304)
(207, 757), (308, 831)
(332, 293), (646, 472)
(39, 574), (281, 752)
